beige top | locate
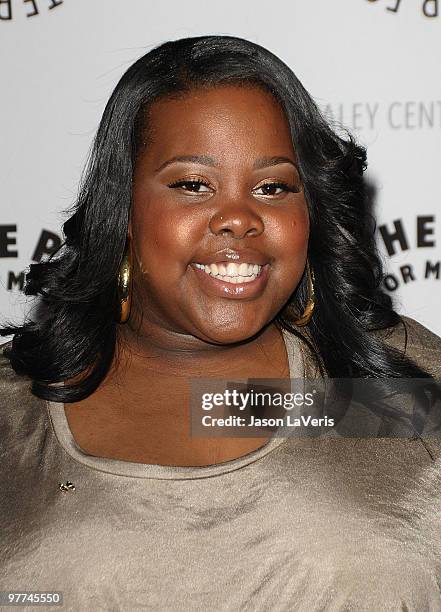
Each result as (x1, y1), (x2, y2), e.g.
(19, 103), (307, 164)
(1, 318), (441, 611)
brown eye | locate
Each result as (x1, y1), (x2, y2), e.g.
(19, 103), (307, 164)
(253, 181), (293, 197)
(168, 179), (212, 193)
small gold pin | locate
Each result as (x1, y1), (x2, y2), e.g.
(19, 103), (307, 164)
(58, 481), (76, 492)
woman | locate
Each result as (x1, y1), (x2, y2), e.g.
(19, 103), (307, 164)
(1, 35), (441, 611)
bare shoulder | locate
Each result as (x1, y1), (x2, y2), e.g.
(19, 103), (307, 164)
(376, 316), (441, 378)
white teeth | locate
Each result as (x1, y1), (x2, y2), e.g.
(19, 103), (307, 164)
(193, 261), (263, 283)
(226, 263), (237, 277)
(238, 263), (248, 276)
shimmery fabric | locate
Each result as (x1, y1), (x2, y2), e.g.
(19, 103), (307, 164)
(1, 317), (441, 611)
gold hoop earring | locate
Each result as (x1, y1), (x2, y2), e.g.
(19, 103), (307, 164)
(116, 240), (132, 324)
(293, 260), (315, 327)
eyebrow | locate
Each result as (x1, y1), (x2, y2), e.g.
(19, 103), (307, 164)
(155, 154), (298, 173)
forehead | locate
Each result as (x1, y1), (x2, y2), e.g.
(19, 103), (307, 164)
(142, 84), (295, 162)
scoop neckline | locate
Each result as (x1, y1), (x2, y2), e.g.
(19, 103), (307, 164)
(46, 328), (305, 480)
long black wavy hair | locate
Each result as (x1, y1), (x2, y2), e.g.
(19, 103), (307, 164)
(1, 35), (431, 402)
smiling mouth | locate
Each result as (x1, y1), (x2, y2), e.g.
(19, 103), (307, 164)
(192, 261), (264, 284)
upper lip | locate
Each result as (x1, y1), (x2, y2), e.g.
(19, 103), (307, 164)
(191, 248), (271, 266)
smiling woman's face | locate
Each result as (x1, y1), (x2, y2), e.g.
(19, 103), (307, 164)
(129, 84), (310, 345)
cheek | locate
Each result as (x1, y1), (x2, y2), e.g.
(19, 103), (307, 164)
(270, 204), (310, 260)
(131, 200), (204, 276)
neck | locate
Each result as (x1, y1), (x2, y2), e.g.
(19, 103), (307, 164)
(114, 319), (282, 378)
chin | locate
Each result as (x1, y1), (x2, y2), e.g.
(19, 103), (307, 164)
(194, 323), (265, 346)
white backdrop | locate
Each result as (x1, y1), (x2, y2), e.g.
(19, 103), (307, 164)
(1, 0), (440, 340)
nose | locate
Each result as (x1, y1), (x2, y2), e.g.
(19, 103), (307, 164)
(209, 204), (264, 239)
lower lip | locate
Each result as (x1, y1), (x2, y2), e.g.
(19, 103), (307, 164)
(190, 264), (271, 300)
